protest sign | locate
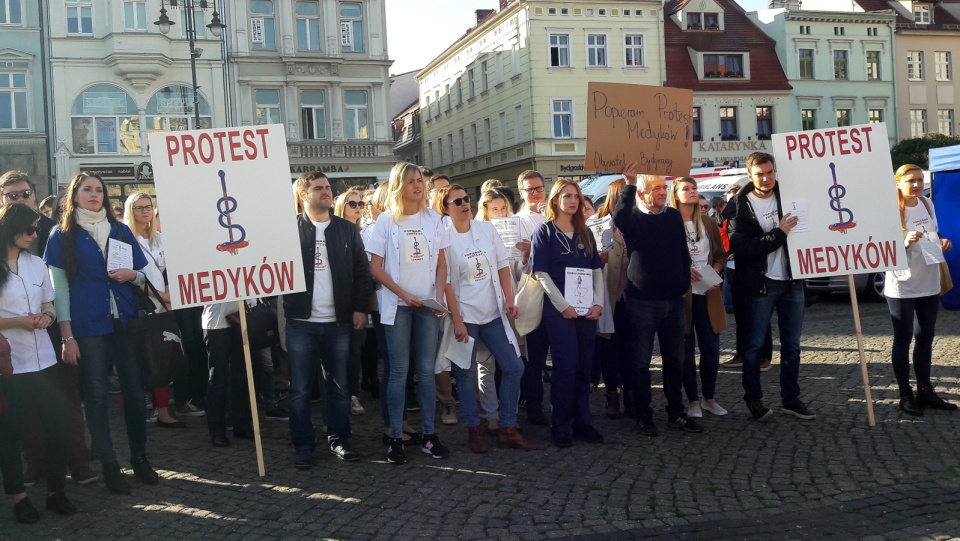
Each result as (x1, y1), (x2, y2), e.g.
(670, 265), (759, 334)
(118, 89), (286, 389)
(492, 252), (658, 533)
(584, 82), (694, 176)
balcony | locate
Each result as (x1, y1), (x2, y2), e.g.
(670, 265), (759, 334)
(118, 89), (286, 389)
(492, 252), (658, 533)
(291, 141), (382, 159)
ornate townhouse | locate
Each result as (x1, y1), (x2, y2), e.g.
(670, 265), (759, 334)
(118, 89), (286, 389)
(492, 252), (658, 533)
(417, 0), (666, 192)
(664, 0), (792, 168)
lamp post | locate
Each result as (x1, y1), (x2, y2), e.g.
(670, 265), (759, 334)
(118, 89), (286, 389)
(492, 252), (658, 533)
(155, 0), (226, 128)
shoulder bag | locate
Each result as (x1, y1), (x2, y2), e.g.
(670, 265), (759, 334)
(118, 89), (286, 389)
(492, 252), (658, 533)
(127, 280), (186, 389)
(227, 298), (280, 351)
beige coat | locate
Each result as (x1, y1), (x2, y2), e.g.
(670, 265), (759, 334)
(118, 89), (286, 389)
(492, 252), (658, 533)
(684, 218), (728, 334)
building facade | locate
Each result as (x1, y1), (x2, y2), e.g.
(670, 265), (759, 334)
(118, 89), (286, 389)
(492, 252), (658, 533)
(417, 0), (666, 193)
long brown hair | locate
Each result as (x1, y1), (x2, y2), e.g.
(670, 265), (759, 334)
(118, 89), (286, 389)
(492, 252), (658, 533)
(597, 179), (626, 219)
(0, 204), (40, 295)
(894, 163), (924, 226)
(668, 177), (704, 237)
(59, 172), (120, 278)
(545, 179), (594, 256)
(431, 184), (466, 216)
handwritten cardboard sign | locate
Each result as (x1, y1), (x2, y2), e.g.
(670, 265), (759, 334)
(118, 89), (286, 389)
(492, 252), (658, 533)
(584, 82), (694, 176)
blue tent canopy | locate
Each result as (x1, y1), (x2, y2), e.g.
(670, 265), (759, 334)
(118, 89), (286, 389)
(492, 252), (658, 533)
(928, 145), (960, 310)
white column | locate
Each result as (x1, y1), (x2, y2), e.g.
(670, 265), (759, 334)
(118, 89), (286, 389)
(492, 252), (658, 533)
(330, 83), (344, 141)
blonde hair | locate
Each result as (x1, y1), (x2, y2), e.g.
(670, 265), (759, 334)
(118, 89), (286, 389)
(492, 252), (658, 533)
(385, 162), (428, 217)
(597, 179), (626, 219)
(668, 177), (704, 236)
(371, 183), (389, 213)
(334, 186), (366, 227)
(481, 178), (503, 193)
(476, 188), (513, 222)
(894, 163), (924, 222)
(545, 179), (594, 256)
(124, 192), (158, 246)
(362, 188), (376, 220)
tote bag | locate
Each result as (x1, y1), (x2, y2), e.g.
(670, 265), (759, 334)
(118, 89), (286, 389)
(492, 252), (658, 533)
(128, 280), (186, 389)
(514, 272), (544, 336)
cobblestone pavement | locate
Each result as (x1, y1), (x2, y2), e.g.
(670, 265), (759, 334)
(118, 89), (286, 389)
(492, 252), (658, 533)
(4, 296), (960, 540)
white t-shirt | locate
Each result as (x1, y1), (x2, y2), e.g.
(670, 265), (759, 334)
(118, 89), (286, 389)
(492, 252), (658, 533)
(685, 221), (711, 294)
(136, 233), (167, 310)
(747, 192), (788, 281)
(396, 213), (432, 304)
(451, 230), (499, 324)
(202, 299), (255, 330)
(302, 220), (336, 322)
(885, 201), (941, 298)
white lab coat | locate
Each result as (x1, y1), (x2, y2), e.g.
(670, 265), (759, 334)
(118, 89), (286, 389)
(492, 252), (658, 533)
(0, 252), (57, 374)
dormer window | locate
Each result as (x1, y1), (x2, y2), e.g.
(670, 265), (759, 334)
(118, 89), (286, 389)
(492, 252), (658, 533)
(914, 3), (931, 24)
(704, 54), (744, 78)
(704, 13), (719, 30)
(686, 13), (701, 30)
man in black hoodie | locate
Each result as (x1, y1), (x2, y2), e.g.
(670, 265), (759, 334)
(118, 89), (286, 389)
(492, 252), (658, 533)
(613, 162), (702, 437)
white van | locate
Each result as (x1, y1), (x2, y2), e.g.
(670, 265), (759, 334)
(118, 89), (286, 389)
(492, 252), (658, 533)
(697, 174), (750, 203)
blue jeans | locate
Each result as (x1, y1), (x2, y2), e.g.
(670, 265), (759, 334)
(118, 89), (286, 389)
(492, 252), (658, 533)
(742, 278), (804, 405)
(384, 306), (440, 438)
(625, 296), (686, 418)
(683, 294), (720, 403)
(286, 319), (352, 452)
(75, 320), (146, 464)
(451, 318), (524, 428)
(887, 294), (939, 394)
(542, 303), (597, 436)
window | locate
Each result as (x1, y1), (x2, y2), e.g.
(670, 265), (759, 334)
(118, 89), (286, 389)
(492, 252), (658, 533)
(868, 109), (883, 124)
(549, 34), (570, 67)
(866, 51), (880, 80)
(836, 109), (851, 127)
(0, 72), (26, 129)
(867, 27), (878, 36)
(484, 118), (492, 151)
(146, 85), (212, 136)
(459, 128), (465, 158)
(939, 109), (954, 135)
(456, 78), (463, 105)
(437, 137), (443, 164)
(427, 141), (433, 167)
(123, 0), (146, 31)
(495, 52), (504, 84)
(692, 107), (701, 141)
(910, 109), (927, 138)
(255, 89), (281, 125)
(799, 49), (814, 79)
(801, 109), (816, 131)
(344, 90), (368, 139)
(471, 123), (478, 156)
(444, 84), (450, 111)
(498, 111), (506, 148)
(481, 60), (489, 91)
(552, 99), (572, 138)
(756, 106), (772, 139)
(66, 0), (93, 35)
(914, 3), (931, 24)
(448, 134), (454, 162)
(834, 26), (845, 36)
(624, 34), (644, 66)
(936, 51), (952, 81)
(468, 69), (475, 99)
(799, 25), (810, 34)
(834, 50), (848, 80)
(686, 12), (701, 29)
(907, 51), (924, 81)
(704, 54), (743, 78)
(704, 13), (719, 29)
(587, 34), (607, 67)
(340, 3), (364, 52)
(296, 1), (321, 51)
(720, 107), (737, 140)
(0, 0), (21, 25)
(181, 9), (206, 39)
(300, 90), (325, 140)
(513, 104), (522, 142)
(250, 0), (276, 50)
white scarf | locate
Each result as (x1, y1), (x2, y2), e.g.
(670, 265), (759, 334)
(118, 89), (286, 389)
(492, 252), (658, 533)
(76, 207), (111, 253)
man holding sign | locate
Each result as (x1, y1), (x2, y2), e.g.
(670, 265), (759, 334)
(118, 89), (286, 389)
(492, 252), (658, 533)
(728, 152), (814, 422)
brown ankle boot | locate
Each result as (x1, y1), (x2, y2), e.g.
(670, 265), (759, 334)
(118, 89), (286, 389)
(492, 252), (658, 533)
(605, 389), (622, 419)
(468, 426), (489, 453)
(497, 426), (541, 450)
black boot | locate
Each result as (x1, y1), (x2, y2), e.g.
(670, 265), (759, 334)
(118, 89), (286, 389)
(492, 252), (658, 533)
(899, 390), (923, 416)
(102, 463), (131, 495)
(131, 455), (160, 485)
(605, 389), (622, 419)
(917, 386), (958, 411)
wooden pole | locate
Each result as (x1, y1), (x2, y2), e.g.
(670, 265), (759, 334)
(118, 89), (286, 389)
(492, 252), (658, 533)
(847, 275), (876, 427)
(238, 300), (267, 476)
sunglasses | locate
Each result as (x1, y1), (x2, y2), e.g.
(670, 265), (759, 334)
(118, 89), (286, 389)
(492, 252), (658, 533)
(700, 204), (710, 210)
(2, 189), (33, 201)
(346, 201), (366, 209)
(23, 226), (39, 236)
(133, 204), (154, 212)
(445, 196), (471, 207)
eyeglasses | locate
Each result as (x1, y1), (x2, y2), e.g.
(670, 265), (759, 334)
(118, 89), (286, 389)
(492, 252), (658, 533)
(23, 226), (39, 236)
(346, 201), (366, 209)
(445, 196), (471, 207)
(2, 189), (33, 201)
(133, 204), (154, 212)
(522, 186), (545, 194)
(700, 204), (710, 210)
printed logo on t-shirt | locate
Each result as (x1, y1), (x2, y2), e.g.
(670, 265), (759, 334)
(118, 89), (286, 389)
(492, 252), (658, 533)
(314, 240), (328, 272)
(404, 230), (427, 263)
(762, 209), (779, 229)
(911, 216), (931, 232)
(464, 249), (490, 283)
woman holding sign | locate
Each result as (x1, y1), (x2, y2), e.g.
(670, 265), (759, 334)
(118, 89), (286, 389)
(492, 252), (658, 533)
(668, 178), (728, 419)
(44, 172), (158, 495)
(885, 164), (956, 416)
(532, 180), (604, 448)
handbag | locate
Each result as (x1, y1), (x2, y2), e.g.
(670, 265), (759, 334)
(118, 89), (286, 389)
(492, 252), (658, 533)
(227, 299), (280, 351)
(128, 280), (186, 389)
(940, 261), (953, 296)
(513, 272), (544, 336)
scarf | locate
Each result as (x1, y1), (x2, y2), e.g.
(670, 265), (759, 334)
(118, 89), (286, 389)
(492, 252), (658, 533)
(76, 207), (111, 253)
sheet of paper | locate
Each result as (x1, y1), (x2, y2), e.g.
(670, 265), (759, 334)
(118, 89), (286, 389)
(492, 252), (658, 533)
(587, 215), (614, 252)
(444, 335), (475, 370)
(564, 267), (593, 316)
(419, 298), (451, 314)
(919, 232), (946, 264)
(106, 238), (133, 271)
(491, 216), (521, 261)
(784, 200), (809, 233)
(691, 265), (723, 295)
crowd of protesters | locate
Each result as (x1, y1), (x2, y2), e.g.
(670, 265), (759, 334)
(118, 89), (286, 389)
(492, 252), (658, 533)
(0, 150), (956, 523)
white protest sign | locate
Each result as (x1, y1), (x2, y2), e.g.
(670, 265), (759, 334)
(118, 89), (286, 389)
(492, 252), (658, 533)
(148, 124), (306, 309)
(772, 123), (906, 279)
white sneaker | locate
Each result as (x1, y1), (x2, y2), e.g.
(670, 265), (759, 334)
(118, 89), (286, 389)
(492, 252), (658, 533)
(687, 405), (703, 418)
(702, 401), (728, 416)
(350, 396), (365, 416)
(441, 405), (458, 425)
(146, 408), (159, 423)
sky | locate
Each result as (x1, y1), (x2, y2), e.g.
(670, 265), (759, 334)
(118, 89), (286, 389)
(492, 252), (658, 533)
(386, 0), (771, 75)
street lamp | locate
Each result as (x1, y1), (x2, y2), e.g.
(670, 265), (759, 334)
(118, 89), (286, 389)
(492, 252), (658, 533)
(155, 0), (226, 127)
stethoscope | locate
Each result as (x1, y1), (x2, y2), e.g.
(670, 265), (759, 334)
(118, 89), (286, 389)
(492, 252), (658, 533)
(554, 223), (586, 256)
